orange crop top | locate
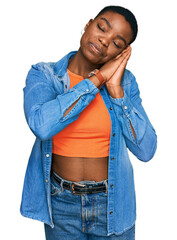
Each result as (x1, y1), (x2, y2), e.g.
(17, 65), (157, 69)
(52, 69), (112, 157)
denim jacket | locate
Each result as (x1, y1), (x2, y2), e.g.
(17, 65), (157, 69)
(20, 51), (157, 236)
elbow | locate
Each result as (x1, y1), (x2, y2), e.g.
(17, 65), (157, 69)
(27, 116), (51, 141)
(30, 125), (51, 141)
(139, 150), (156, 162)
(36, 132), (51, 142)
(138, 134), (157, 162)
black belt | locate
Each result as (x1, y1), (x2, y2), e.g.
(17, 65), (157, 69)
(51, 171), (108, 195)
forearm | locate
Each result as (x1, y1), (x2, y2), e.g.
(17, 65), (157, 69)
(129, 120), (136, 139)
(63, 98), (80, 117)
(63, 75), (100, 117)
(25, 64), (100, 140)
(106, 85), (136, 139)
(109, 88), (157, 161)
(106, 85), (124, 98)
(24, 71), (100, 141)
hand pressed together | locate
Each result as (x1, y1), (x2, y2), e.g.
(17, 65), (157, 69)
(100, 46), (132, 87)
(99, 46), (132, 98)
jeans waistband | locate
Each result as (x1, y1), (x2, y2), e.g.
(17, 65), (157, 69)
(51, 170), (108, 195)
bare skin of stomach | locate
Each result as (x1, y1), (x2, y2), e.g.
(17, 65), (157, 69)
(51, 153), (109, 182)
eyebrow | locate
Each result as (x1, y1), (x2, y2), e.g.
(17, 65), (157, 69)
(100, 17), (127, 46)
(100, 17), (112, 29)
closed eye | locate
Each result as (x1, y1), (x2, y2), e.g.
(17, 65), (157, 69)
(97, 24), (105, 32)
(97, 23), (122, 49)
(113, 42), (121, 49)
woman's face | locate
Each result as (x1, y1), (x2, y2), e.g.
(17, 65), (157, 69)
(80, 11), (133, 65)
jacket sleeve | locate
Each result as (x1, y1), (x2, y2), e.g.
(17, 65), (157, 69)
(23, 64), (99, 141)
(109, 72), (157, 162)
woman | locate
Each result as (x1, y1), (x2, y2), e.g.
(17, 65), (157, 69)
(20, 5), (157, 240)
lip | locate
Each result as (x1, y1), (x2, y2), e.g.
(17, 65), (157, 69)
(88, 42), (103, 56)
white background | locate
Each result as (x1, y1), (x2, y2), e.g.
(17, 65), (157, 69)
(1, 0), (177, 239)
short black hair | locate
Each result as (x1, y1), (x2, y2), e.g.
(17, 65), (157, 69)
(94, 6), (138, 44)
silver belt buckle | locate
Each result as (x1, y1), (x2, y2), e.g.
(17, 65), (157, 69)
(71, 182), (86, 195)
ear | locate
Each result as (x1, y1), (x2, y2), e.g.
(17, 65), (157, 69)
(84, 19), (94, 31)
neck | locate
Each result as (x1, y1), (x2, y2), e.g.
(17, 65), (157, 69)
(67, 48), (101, 78)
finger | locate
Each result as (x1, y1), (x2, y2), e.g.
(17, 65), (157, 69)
(111, 53), (131, 81)
(115, 51), (131, 75)
(107, 49), (131, 83)
(118, 46), (131, 58)
(114, 47), (131, 63)
(114, 46), (131, 60)
(119, 51), (131, 68)
(121, 45), (131, 54)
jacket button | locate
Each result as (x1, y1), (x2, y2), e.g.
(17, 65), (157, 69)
(65, 85), (67, 88)
(46, 179), (48, 183)
(111, 184), (114, 188)
(109, 107), (112, 110)
(124, 106), (128, 110)
(113, 133), (116, 137)
(111, 157), (115, 160)
(46, 153), (50, 157)
(110, 211), (113, 215)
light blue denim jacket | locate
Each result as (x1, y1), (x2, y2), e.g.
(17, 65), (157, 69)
(20, 51), (157, 236)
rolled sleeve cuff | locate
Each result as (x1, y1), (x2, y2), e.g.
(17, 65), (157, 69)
(73, 78), (99, 94)
(109, 90), (133, 116)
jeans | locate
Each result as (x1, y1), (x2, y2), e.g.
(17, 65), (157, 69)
(44, 171), (135, 240)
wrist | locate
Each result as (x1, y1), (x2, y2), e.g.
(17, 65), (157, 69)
(106, 85), (124, 98)
(88, 69), (106, 89)
(88, 75), (101, 88)
(99, 70), (107, 82)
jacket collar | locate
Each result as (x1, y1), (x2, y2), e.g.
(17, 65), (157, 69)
(54, 51), (77, 77)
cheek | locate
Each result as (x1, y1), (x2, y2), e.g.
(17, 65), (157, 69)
(106, 47), (122, 59)
(80, 30), (91, 45)
(80, 34), (86, 47)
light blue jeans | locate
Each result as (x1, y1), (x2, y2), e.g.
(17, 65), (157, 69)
(44, 171), (135, 240)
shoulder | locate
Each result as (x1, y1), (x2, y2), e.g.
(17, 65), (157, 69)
(30, 61), (56, 76)
(26, 62), (55, 90)
(25, 61), (58, 87)
(27, 50), (76, 79)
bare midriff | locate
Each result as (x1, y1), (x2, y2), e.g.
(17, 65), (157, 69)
(51, 153), (109, 182)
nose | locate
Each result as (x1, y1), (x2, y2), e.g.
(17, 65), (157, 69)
(99, 37), (109, 48)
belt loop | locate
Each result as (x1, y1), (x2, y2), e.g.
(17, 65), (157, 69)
(103, 179), (108, 194)
(60, 179), (64, 192)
